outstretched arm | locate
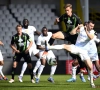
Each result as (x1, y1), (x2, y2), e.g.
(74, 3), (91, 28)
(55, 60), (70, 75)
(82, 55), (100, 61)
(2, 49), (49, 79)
(35, 31), (41, 35)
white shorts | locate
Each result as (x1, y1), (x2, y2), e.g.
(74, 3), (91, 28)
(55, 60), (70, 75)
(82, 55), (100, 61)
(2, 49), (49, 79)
(89, 53), (99, 61)
(70, 45), (90, 61)
(88, 41), (99, 61)
(39, 50), (56, 60)
(0, 51), (3, 61)
(29, 46), (39, 56)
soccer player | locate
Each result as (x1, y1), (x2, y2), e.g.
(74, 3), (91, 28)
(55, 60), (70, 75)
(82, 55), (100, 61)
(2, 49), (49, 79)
(67, 22), (100, 82)
(49, 3), (82, 45)
(46, 22), (96, 88)
(35, 27), (57, 83)
(18, 19), (41, 82)
(9, 25), (34, 83)
(0, 41), (8, 80)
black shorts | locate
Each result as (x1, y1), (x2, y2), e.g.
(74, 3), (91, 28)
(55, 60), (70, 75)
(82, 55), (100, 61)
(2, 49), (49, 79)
(69, 53), (78, 60)
(61, 31), (78, 44)
(13, 52), (32, 63)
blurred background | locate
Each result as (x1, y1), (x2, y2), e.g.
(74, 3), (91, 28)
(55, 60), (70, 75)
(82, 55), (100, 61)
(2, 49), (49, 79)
(0, 0), (100, 75)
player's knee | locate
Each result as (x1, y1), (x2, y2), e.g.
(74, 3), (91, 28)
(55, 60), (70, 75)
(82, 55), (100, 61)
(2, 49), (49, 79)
(13, 62), (17, 68)
(13, 64), (17, 68)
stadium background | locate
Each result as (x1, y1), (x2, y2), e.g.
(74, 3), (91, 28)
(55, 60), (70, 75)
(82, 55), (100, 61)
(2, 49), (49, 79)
(0, 0), (100, 75)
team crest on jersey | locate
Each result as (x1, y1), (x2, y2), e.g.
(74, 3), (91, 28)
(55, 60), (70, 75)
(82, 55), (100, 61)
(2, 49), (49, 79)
(18, 38), (23, 42)
(67, 19), (72, 24)
(18, 38), (24, 46)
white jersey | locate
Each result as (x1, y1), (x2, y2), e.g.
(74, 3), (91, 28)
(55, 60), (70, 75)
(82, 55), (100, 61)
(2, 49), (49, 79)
(75, 27), (98, 61)
(75, 27), (95, 47)
(70, 27), (96, 61)
(22, 26), (39, 55)
(37, 32), (56, 60)
(22, 25), (36, 46)
(37, 32), (52, 50)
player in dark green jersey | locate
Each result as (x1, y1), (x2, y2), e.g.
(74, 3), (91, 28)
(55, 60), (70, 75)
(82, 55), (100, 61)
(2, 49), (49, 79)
(9, 25), (34, 83)
(49, 3), (82, 45)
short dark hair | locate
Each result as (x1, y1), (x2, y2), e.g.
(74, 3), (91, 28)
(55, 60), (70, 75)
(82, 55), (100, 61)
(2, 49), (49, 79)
(64, 4), (72, 9)
(16, 24), (22, 30)
(23, 19), (29, 23)
(84, 21), (88, 26)
(88, 20), (94, 24)
(42, 27), (47, 31)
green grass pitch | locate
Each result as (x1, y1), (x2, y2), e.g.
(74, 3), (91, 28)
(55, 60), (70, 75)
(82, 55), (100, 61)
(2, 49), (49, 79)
(0, 75), (100, 90)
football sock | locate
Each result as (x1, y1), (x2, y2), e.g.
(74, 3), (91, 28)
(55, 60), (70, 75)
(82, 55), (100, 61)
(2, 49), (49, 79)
(29, 68), (33, 80)
(37, 65), (45, 79)
(50, 65), (57, 77)
(33, 60), (41, 73)
(20, 62), (27, 77)
(88, 70), (94, 85)
(76, 66), (80, 75)
(12, 67), (16, 79)
(72, 66), (77, 79)
(48, 37), (55, 45)
(80, 72), (83, 77)
(0, 66), (4, 77)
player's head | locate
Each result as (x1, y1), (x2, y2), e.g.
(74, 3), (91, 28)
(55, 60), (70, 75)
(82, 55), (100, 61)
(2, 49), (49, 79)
(23, 19), (29, 28)
(41, 27), (48, 36)
(64, 4), (72, 16)
(87, 20), (95, 30)
(16, 25), (22, 34)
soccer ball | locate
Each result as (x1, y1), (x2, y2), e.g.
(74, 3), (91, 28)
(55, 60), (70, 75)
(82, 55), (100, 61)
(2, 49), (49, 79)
(47, 57), (57, 65)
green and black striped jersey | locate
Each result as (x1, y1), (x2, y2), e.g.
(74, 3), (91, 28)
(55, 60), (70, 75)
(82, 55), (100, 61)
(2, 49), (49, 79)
(11, 33), (31, 52)
(59, 13), (82, 33)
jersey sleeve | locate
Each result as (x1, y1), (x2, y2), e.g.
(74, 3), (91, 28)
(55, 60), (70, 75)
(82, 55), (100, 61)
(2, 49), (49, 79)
(37, 36), (41, 45)
(90, 30), (95, 34)
(74, 14), (82, 24)
(59, 14), (65, 22)
(32, 26), (36, 32)
(48, 32), (53, 38)
(11, 36), (15, 45)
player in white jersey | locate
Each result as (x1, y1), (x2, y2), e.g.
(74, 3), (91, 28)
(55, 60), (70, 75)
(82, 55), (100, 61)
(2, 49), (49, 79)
(67, 21), (95, 82)
(35, 27), (57, 83)
(46, 21), (96, 88)
(18, 19), (41, 83)
(0, 41), (8, 80)
(67, 31), (100, 82)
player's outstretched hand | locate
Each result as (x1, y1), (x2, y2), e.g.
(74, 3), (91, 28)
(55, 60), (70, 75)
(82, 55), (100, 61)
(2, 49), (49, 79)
(0, 41), (4, 46)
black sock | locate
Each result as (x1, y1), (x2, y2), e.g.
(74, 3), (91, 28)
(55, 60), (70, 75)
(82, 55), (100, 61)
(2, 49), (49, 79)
(76, 66), (80, 75)
(48, 37), (55, 45)
(29, 68), (33, 80)
(11, 67), (16, 79)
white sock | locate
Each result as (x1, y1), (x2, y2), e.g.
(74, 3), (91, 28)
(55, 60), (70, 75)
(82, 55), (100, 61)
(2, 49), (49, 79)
(50, 65), (57, 77)
(80, 72), (83, 77)
(72, 66), (77, 79)
(20, 62), (27, 77)
(49, 45), (64, 50)
(33, 60), (41, 73)
(88, 70), (94, 86)
(37, 65), (45, 79)
(0, 66), (4, 77)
